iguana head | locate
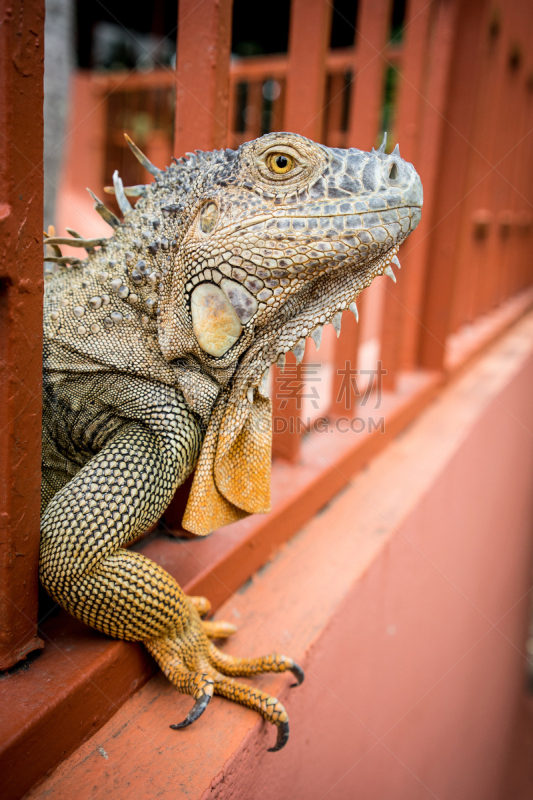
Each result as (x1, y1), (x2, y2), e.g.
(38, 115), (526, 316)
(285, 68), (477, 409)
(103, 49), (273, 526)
(45, 132), (422, 535)
(154, 132), (422, 385)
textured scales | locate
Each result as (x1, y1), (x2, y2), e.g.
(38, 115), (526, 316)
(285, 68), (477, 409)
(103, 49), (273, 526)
(40, 132), (422, 750)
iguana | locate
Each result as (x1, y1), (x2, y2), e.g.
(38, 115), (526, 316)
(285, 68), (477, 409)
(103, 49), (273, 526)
(40, 132), (422, 751)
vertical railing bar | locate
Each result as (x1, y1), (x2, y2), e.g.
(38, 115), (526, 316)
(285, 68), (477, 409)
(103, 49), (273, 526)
(0, 0), (45, 669)
(501, 3), (530, 304)
(284, 0), (333, 142)
(243, 80), (263, 141)
(397, 0), (458, 368)
(174, 0), (233, 156)
(418, 0), (488, 371)
(270, 78), (286, 133)
(379, 0), (433, 387)
(344, 0), (392, 385)
(459, 18), (497, 327)
(330, 309), (361, 418)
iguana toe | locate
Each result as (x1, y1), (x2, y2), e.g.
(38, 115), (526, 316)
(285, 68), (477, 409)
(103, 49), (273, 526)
(268, 720), (290, 752)
(170, 685), (213, 730)
(201, 619), (238, 639)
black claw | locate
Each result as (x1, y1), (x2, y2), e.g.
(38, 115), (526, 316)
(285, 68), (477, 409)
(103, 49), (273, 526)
(268, 721), (290, 752)
(170, 692), (211, 730)
(289, 663), (305, 687)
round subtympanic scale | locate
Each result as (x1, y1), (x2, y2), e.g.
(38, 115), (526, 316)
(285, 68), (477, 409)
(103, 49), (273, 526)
(190, 283), (243, 357)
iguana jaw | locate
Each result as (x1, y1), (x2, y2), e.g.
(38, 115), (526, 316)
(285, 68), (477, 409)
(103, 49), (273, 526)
(231, 237), (406, 400)
(171, 232), (406, 421)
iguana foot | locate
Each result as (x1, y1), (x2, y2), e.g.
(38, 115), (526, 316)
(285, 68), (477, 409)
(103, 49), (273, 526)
(145, 602), (303, 751)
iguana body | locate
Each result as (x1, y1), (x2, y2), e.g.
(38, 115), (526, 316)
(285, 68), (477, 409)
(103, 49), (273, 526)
(40, 132), (422, 750)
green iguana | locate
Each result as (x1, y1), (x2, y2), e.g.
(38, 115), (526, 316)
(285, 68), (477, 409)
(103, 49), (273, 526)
(40, 132), (422, 751)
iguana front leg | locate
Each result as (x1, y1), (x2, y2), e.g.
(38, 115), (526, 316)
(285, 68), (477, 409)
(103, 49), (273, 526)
(40, 417), (302, 750)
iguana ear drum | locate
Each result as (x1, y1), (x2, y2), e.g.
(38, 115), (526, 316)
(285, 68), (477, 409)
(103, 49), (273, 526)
(191, 283), (243, 357)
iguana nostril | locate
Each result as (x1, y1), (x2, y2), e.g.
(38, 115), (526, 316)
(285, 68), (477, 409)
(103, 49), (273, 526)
(389, 162), (399, 180)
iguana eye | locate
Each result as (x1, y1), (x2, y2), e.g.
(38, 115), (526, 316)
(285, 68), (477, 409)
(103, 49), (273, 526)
(267, 153), (295, 174)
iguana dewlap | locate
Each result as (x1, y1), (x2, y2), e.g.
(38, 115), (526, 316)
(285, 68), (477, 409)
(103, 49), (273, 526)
(40, 132), (422, 751)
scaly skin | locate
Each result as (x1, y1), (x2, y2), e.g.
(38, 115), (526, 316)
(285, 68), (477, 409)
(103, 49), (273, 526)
(40, 132), (422, 750)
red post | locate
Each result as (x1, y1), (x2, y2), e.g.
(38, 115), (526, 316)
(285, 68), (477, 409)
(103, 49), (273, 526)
(418, 0), (487, 370)
(396, 0), (459, 369)
(271, 354), (305, 463)
(174, 0), (233, 156)
(284, 0), (333, 141)
(270, 78), (286, 133)
(330, 310), (361, 416)
(380, 0), (432, 379)
(242, 80), (263, 142)
(451, 2), (501, 328)
(0, 0), (45, 668)
(347, 0), (392, 151)
(343, 0), (393, 383)
(324, 72), (347, 148)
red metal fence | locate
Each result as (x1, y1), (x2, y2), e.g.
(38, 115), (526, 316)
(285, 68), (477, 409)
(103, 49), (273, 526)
(2, 0), (533, 792)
